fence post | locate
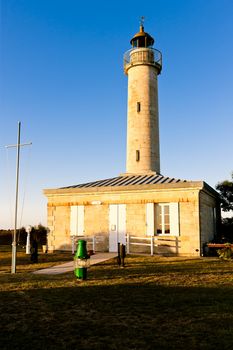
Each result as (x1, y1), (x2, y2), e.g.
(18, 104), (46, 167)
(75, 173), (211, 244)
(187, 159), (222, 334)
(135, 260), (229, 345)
(127, 234), (130, 254)
(71, 235), (75, 255)
(151, 236), (154, 256)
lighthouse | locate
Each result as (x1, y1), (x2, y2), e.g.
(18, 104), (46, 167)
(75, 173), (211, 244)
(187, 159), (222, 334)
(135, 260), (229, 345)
(44, 21), (220, 258)
(124, 22), (162, 174)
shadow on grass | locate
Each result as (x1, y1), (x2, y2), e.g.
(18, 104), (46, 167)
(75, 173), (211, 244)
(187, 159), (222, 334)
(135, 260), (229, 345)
(1, 256), (233, 349)
(90, 257), (233, 282)
(0, 281), (233, 350)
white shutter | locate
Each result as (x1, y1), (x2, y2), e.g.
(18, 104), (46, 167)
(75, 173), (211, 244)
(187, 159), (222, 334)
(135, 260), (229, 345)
(70, 206), (78, 235)
(118, 204), (126, 244)
(77, 205), (85, 236)
(146, 203), (154, 236)
(70, 205), (85, 236)
(170, 203), (180, 236)
(109, 204), (118, 252)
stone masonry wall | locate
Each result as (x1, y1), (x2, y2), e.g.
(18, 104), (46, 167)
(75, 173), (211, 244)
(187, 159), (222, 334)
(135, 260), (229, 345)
(199, 190), (220, 253)
(126, 203), (146, 236)
(46, 185), (204, 256)
(179, 201), (200, 256)
(47, 206), (70, 251)
(84, 204), (109, 252)
(127, 63), (160, 173)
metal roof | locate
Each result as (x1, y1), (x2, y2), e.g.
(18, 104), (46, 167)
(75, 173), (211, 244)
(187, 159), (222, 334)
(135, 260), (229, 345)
(60, 174), (186, 189)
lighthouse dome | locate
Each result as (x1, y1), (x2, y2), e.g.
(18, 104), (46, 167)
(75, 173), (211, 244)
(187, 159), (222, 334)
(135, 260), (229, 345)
(130, 25), (154, 48)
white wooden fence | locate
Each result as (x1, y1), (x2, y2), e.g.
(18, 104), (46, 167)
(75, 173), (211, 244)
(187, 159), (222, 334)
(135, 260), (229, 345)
(126, 235), (155, 256)
(71, 235), (97, 254)
(126, 234), (180, 255)
(71, 234), (180, 256)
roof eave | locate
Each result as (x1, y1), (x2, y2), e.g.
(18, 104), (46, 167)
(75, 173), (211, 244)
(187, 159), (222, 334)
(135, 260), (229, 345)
(43, 181), (206, 196)
(202, 181), (220, 198)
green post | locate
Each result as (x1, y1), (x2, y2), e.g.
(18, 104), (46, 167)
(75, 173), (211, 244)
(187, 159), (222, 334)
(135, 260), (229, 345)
(77, 240), (88, 259)
(74, 240), (90, 280)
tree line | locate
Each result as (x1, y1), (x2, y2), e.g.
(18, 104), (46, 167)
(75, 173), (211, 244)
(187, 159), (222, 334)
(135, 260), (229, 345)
(216, 172), (233, 242)
(0, 224), (47, 247)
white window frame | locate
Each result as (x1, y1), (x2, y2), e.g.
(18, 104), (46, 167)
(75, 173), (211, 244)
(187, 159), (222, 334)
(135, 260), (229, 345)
(156, 203), (170, 235)
(146, 202), (180, 237)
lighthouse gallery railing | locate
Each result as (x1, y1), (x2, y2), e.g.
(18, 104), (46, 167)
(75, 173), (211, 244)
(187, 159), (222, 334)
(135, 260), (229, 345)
(124, 47), (162, 73)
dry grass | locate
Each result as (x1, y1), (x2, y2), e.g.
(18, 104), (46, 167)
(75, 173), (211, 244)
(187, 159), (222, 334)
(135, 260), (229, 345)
(0, 246), (73, 274)
(1, 249), (233, 349)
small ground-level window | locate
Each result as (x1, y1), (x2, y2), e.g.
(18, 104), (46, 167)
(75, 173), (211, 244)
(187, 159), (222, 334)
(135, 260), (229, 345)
(136, 150), (140, 161)
(137, 102), (141, 112)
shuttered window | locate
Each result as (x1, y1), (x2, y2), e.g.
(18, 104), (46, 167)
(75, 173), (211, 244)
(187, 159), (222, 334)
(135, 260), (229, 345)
(156, 204), (170, 234)
(70, 205), (84, 236)
(146, 203), (180, 236)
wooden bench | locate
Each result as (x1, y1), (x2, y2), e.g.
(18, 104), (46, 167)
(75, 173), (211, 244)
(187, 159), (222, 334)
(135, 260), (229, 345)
(207, 243), (233, 249)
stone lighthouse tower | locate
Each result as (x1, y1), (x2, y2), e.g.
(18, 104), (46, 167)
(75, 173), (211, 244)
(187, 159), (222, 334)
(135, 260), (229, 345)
(124, 22), (162, 174)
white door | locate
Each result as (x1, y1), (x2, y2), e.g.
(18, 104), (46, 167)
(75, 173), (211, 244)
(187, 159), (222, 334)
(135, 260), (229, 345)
(109, 204), (118, 252)
(109, 204), (126, 252)
(118, 204), (126, 245)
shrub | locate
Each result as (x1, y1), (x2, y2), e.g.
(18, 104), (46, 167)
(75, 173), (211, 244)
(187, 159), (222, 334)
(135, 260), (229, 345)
(217, 243), (233, 260)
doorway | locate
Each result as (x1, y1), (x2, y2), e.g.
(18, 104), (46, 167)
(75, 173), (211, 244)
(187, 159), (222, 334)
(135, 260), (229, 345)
(109, 204), (126, 252)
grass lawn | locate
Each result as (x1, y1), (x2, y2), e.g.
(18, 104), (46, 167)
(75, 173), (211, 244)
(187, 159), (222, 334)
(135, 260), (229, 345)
(1, 248), (233, 350)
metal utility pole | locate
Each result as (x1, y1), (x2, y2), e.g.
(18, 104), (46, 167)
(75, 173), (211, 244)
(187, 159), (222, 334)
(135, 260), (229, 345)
(5, 122), (32, 274)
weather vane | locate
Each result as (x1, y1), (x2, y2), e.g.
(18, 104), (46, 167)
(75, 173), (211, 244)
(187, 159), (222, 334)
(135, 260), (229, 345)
(140, 16), (145, 27)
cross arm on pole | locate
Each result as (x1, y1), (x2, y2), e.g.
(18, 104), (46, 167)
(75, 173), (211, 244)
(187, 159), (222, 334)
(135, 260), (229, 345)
(5, 142), (32, 149)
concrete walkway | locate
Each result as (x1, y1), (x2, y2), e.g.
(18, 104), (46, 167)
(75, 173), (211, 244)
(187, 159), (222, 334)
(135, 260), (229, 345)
(33, 252), (117, 275)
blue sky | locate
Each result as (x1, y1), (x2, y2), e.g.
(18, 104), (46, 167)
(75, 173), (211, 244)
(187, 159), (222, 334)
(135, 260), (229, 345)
(1, 0), (233, 228)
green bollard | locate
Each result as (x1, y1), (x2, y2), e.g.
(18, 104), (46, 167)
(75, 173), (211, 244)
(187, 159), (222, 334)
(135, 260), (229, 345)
(76, 266), (87, 280)
(77, 240), (88, 259)
(74, 240), (90, 280)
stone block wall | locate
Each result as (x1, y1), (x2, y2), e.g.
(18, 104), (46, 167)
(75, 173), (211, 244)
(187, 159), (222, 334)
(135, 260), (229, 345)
(47, 205), (70, 251)
(45, 182), (219, 256)
(199, 190), (220, 253)
(127, 63), (160, 173)
(84, 204), (109, 252)
(179, 201), (200, 256)
(126, 203), (146, 236)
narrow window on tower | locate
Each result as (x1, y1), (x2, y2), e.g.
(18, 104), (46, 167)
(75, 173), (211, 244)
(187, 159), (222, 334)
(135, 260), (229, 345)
(136, 150), (140, 162)
(137, 102), (141, 112)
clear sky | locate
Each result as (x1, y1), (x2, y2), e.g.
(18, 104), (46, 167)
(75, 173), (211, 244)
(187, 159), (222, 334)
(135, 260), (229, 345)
(1, 0), (233, 229)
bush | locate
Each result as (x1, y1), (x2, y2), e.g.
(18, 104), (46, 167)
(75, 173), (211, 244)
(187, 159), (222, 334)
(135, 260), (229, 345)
(217, 243), (233, 260)
(213, 218), (233, 244)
